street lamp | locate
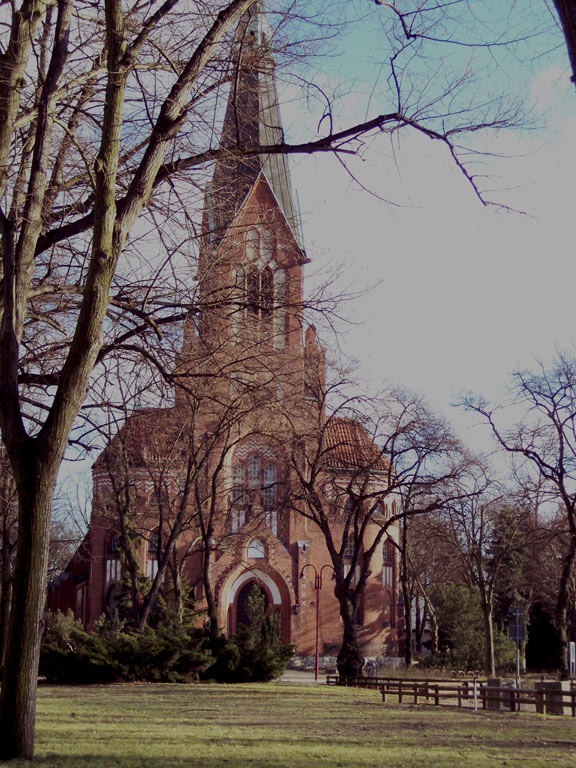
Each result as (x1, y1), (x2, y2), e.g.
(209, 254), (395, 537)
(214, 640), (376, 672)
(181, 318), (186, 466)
(299, 563), (335, 681)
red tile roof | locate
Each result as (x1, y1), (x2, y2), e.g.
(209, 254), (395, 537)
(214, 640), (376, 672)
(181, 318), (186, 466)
(323, 418), (389, 472)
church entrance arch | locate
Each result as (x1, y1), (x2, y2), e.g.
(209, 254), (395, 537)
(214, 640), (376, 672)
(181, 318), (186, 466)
(222, 568), (291, 642)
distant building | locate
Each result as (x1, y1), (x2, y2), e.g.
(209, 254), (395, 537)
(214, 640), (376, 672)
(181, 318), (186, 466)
(49, 3), (401, 665)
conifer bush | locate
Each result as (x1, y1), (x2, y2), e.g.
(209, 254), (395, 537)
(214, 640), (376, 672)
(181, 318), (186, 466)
(40, 611), (213, 683)
(202, 585), (295, 683)
(39, 596), (295, 685)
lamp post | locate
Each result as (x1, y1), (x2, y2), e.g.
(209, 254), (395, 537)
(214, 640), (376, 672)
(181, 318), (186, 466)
(299, 563), (335, 681)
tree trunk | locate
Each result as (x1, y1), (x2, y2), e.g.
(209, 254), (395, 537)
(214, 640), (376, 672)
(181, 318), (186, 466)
(428, 610), (439, 654)
(173, 554), (184, 625)
(335, 587), (363, 677)
(402, 582), (413, 667)
(552, 0), (576, 87)
(400, 517), (413, 666)
(0, 516), (13, 666)
(202, 541), (219, 643)
(482, 601), (496, 677)
(0, 460), (54, 760)
(415, 598), (424, 655)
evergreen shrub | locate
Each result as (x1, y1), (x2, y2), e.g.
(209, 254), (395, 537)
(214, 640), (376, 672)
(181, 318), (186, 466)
(201, 586), (295, 683)
(40, 610), (213, 683)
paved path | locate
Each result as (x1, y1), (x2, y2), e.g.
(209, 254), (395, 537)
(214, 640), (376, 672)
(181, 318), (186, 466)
(278, 669), (324, 684)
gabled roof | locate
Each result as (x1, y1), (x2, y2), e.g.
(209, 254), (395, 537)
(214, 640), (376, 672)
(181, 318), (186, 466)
(203, 2), (303, 249)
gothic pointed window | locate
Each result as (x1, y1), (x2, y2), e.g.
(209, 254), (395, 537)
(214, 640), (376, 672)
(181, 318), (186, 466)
(232, 266), (245, 333)
(383, 538), (394, 565)
(246, 228), (259, 259)
(263, 462), (277, 507)
(239, 227), (284, 341)
(247, 265), (260, 316)
(248, 454), (262, 488)
(261, 266), (274, 316)
(229, 447), (283, 536)
(233, 462), (246, 506)
(344, 536), (356, 560)
(147, 530), (159, 579)
(148, 530), (159, 557)
(105, 532), (121, 583)
(274, 268), (286, 349)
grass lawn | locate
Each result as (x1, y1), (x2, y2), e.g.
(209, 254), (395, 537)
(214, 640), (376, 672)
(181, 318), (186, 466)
(9, 682), (576, 767)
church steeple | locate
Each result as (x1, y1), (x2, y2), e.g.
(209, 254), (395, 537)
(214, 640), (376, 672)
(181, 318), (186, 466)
(203, 1), (302, 251)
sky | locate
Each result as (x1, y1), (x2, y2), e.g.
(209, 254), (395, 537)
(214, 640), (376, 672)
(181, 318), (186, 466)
(62, 2), (576, 491)
(286, 6), (576, 453)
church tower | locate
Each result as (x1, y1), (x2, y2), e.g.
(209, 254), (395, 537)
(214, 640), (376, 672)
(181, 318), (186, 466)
(172, 1), (329, 645)
(176, 1), (319, 411)
(49, 3), (401, 669)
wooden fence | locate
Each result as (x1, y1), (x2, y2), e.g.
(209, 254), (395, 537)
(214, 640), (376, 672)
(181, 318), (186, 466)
(325, 675), (576, 717)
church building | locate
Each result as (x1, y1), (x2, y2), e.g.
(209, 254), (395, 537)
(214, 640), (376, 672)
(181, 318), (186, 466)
(49, 4), (402, 668)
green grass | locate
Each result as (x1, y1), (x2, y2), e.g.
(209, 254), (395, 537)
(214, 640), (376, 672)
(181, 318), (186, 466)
(9, 682), (576, 767)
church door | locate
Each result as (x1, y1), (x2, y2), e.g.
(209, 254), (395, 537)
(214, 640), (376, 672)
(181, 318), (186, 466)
(236, 581), (269, 630)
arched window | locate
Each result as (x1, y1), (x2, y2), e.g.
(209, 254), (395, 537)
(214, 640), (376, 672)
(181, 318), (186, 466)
(146, 530), (159, 579)
(246, 228), (259, 259)
(263, 463), (277, 507)
(261, 266), (274, 315)
(233, 462), (246, 505)
(148, 530), (159, 557)
(246, 265), (260, 316)
(248, 454), (261, 488)
(230, 449), (282, 536)
(108, 532), (120, 555)
(232, 462), (247, 532)
(105, 533), (121, 583)
(243, 265), (275, 319)
(344, 536), (356, 560)
(273, 268), (286, 349)
(237, 227), (284, 341)
(383, 538), (395, 565)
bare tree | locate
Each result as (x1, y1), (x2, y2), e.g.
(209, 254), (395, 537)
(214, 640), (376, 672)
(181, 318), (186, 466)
(465, 352), (576, 677)
(396, 511), (462, 660)
(439, 470), (533, 676)
(0, 0), (526, 757)
(374, 0), (570, 92)
(287, 381), (464, 677)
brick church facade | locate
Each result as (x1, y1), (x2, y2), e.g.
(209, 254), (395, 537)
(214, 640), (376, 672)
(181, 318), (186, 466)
(49, 5), (402, 666)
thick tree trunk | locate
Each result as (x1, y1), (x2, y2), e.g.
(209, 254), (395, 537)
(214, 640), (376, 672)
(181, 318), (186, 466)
(335, 588), (363, 677)
(552, 0), (576, 87)
(0, 459), (54, 760)
(0, 516), (13, 666)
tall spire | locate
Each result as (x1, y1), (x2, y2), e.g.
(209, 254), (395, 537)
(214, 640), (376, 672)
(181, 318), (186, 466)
(204, 1), (302, 249)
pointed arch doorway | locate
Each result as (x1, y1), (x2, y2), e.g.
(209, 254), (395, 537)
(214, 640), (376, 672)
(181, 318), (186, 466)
(222, 568), (291, 643)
